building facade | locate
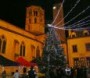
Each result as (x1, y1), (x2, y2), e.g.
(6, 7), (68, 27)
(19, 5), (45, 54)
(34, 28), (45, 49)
(0, 5), (45, 66)
(53, 2), (90, 67)
(67, 29), (90, 67)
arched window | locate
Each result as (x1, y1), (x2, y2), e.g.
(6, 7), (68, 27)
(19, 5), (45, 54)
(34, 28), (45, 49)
(34, 18), (37, 23)
(34, 11), (38, 16)
(72, 35), (76, 38)
(29, 10), (32, 15)
(14, 40), (19, 54)
(83, 30), (89, 36)
(31, 45), (35, 58)
(0, 38), (2, 51)
(29, 19), (31, 23)
(0, 35), (6, 54)
(36, 46), (40, 58)
(20, 42), (25, 56)
(71, 32), (76, 38)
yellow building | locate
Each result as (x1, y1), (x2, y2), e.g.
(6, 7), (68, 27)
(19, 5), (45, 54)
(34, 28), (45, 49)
(67, 30), (90, 67)
(53, 2), (90, 67)
(0, 5), (45, 69)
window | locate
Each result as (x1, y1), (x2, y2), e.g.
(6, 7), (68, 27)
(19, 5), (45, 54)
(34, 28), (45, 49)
(2, 40), (6, 53)
(31, 45), (35, 58)
(0, 35), (6, 54)
(40, 18), (42, 22)
(85, 43), (90, 51)
(86, 57), (90, 66)
(34, 18), (37, 23)
(0, 38), (2, 51)
(84, 32), (88, 36)
(34, 11), (38, 16)
(29, 19), (31, 23)
(20, 42), (25, 56)
(83, 30), (89, 36)
(72, 35), (76, 38)
(73, 58), (79, 67)
(71, 32), (76, 38)
(14, 40), (19, 54)
(29, 10), (32, 15)
(72, 45), (78, 52)
(36, 46), (40, 58)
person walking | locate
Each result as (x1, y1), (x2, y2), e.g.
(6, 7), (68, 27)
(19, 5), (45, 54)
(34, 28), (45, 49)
(65, 65), (71, 78)
(13, 70), (20, 78)
(28, 66), (37, 78)
(21, 69), (28, 78)
(2, 70), (6, 78)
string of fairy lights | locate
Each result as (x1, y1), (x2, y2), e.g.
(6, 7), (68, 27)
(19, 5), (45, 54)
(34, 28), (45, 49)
(56, 6), (90, 27)
(63, 15), (90, 28)
(48, 0), (90, 31)
(55, 0), (80, 26)
(52, 0), (65, 25)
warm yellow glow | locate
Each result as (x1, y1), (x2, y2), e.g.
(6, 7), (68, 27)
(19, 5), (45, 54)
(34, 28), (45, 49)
(0, 5), (45, 74)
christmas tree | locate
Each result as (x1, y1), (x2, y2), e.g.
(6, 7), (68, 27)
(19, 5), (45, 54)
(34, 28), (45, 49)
(42, 27), (66, 68)
(32, 26), (66, 78)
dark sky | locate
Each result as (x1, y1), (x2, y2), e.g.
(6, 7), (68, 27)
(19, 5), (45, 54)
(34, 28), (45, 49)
(0, 0), (89, 29)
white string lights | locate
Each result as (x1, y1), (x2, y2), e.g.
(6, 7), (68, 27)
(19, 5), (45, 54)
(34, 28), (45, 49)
(48, 0), (90, 32)
(56, 0), (80, 26)
(52, 0), (65, 25)
(63, 15), (90, 27)
(64, 20), (90, 29)
(56, 6), (90, 27)
(48, 23), (90, 31)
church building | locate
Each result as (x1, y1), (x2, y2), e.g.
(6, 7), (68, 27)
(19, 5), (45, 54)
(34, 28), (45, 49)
(0, 5), (45, 69)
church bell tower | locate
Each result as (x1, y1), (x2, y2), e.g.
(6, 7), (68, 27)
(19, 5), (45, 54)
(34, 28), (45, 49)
(25, 5), (45, 35)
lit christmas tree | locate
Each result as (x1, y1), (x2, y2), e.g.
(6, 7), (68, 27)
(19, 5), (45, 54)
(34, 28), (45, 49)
(32, 26), (66, 78)
(42, 26), (66, 68)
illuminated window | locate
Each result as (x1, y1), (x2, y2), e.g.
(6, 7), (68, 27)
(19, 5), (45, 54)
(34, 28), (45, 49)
(20, 42), (25, 56)
(72, 45), (78, 52)
(73, 58), (79, 66)
(85, 43), (90, 51)
(0, 35), (6, 54)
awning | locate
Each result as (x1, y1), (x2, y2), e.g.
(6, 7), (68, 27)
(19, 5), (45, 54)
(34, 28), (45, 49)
(0, 55), (19, 66)
(16, 57), (30, 67)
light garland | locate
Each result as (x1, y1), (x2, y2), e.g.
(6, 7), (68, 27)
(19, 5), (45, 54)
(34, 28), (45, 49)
(63, 15), (90, 27)
(48, 23), (90, 31)
(56, 6), (90, 27)
(52, 0), (65, 24)
(56, 0), (80, 25)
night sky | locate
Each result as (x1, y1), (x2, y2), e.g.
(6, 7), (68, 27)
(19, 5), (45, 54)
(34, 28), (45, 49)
(0, 0), (90, 29)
